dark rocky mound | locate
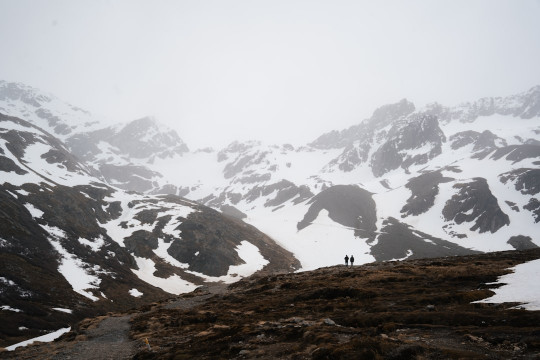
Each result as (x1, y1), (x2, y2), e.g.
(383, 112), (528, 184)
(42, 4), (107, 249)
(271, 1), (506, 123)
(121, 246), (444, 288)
(220, 204), (247, 220)
(297, 185), (376, 239)
(167, 203), (300, 277)
(8, 249), (540, 359)
(400, 171), (454, 217)
(442, 178), (510, 233)
(471, 130), (508, 159)
(524, 198), (540, 223)
(507, 235), (539, 251)
(499, 168), (540, 195)
(99, 163), (161, 193)
(491, 144), (540, 163)
(244, 180), (313, 207)
(370, 217), (480, 261)
(449, 130), (481, 150)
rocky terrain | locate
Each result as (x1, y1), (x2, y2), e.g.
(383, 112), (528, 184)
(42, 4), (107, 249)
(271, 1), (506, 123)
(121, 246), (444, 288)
(2, 249), (540, 359)
(0, 112), (299, 348)
(1, 80), (539, 353)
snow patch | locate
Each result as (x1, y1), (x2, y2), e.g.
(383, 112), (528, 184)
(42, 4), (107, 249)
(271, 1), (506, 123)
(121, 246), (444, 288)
(129, 288), (143, 297)
(188, 241), (269, 284)
(131, 256), (197, 294)
(474, 259), (540, 310)
(78, 235), (105, 252)
(6, 327), (71, 351)
(1, 305), (22, 312)
(24, 203), (44, 218)
(42, 225), (101, 301)
(153, 238), (189, 269)
(52, 307), (73, 314)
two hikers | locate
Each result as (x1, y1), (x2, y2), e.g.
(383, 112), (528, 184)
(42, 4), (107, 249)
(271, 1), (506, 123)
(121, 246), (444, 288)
(344, 255), (355, 266)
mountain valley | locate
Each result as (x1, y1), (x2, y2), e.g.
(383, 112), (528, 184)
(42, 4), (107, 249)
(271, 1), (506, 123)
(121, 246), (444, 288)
(1, 80), (539, 351)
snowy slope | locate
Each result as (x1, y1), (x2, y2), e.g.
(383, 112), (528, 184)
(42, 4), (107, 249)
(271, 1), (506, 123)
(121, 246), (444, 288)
(0, 112), (299, 347)
(139, 87), (540, 270)
(1, 81), (538, 273)
(0, 81), (105, 139)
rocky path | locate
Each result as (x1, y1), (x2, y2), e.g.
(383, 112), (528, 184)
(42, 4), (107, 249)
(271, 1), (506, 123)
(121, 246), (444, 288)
(164, 283), (228, 310)
(49, 315), (136, 360)
(0, 283), (228, 359)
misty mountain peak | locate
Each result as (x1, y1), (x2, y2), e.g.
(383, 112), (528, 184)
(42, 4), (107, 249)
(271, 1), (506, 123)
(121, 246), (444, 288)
(0, 81), (53, 107)
(368, 98), (416, 128)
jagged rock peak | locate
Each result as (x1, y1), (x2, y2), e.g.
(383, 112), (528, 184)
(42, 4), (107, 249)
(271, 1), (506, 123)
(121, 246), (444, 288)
(0, 80), (53, 107)
(310, 99), (415, 150)
(99, 116), (189, 159)
(217, 140), (261, 162)
(368, 98), (416, 128)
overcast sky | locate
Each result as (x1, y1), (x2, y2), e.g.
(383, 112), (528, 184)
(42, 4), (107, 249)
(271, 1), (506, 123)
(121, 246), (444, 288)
(1, 0), (540, 149)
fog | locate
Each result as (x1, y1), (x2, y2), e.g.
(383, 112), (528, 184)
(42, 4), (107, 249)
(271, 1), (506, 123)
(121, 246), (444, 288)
(1, 0), (539, 149)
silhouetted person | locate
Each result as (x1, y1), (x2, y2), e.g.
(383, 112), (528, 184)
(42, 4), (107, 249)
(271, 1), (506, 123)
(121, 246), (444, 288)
(350, 255), (355, 266)
(344, 255), (349, 266)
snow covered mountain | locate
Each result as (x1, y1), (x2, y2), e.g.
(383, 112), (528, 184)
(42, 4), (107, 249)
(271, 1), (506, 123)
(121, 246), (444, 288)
(0, 110), (298, 346)
(1, 81), (539, 347)
(1, 81), (538, 273)
(143, 87), (539, 270)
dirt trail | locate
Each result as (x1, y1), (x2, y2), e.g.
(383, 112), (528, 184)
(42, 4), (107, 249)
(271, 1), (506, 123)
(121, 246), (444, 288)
(164, 283), (228, 310)
(50, 315), (135, 360)
(0, 283), (229, 359)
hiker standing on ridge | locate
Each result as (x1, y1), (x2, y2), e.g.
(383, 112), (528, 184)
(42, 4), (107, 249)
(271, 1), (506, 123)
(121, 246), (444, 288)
(350, 255), (355, 266)
(344, 255), (349, 266)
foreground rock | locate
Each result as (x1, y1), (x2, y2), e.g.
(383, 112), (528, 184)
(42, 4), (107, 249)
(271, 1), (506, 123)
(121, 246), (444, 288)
(4, 249), (540, 359)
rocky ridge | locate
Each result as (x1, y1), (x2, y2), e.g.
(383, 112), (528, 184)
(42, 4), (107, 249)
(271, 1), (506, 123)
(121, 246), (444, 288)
(2, 249), (540, 359)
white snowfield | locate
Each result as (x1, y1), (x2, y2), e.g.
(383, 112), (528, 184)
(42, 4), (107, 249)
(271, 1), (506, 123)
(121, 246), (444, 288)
(41, 225), (102, 301)
(474, 259), (540, 310)
(5, 327), (71, 351)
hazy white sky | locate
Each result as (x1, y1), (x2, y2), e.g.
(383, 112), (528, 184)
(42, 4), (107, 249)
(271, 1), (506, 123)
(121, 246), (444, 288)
(1, 0), (540, 149)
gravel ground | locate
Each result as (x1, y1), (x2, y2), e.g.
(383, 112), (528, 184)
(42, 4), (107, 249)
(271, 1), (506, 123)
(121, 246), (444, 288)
(50, 315), (136, 360)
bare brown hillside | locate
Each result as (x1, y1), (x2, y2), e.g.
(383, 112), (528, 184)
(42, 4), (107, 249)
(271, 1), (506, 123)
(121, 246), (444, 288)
(3, 249), (540, 359)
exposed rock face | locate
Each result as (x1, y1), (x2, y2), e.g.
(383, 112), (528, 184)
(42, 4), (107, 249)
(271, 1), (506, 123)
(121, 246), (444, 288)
(223, 150), (269, 179)
(0, 81), (99, 139)
(371, 114), (446, 177)
(66, 117), (189, 161)
(0, 81), (52, 107)
(168, 206), (300, 277)
(442, 178), (510, 233)
(297, 185), (376, 239)
(499, 168), (540, 195)
(109, 117), (189, 158)
(370, 217), (479, 261)
(449, 130), (481, 150)
(245, 180), (313, 207)
(401, 171), (454, 217)
(426, 85), (540, 123)
(220, 204), (247, 220)
(99, 164), (161, 193)
(524, 198), (540, 223)
(0, 114), (92, 179)
(310, 99), (416, 150)
(491, 144), (540, 163)
(507, 235), (539, 250)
